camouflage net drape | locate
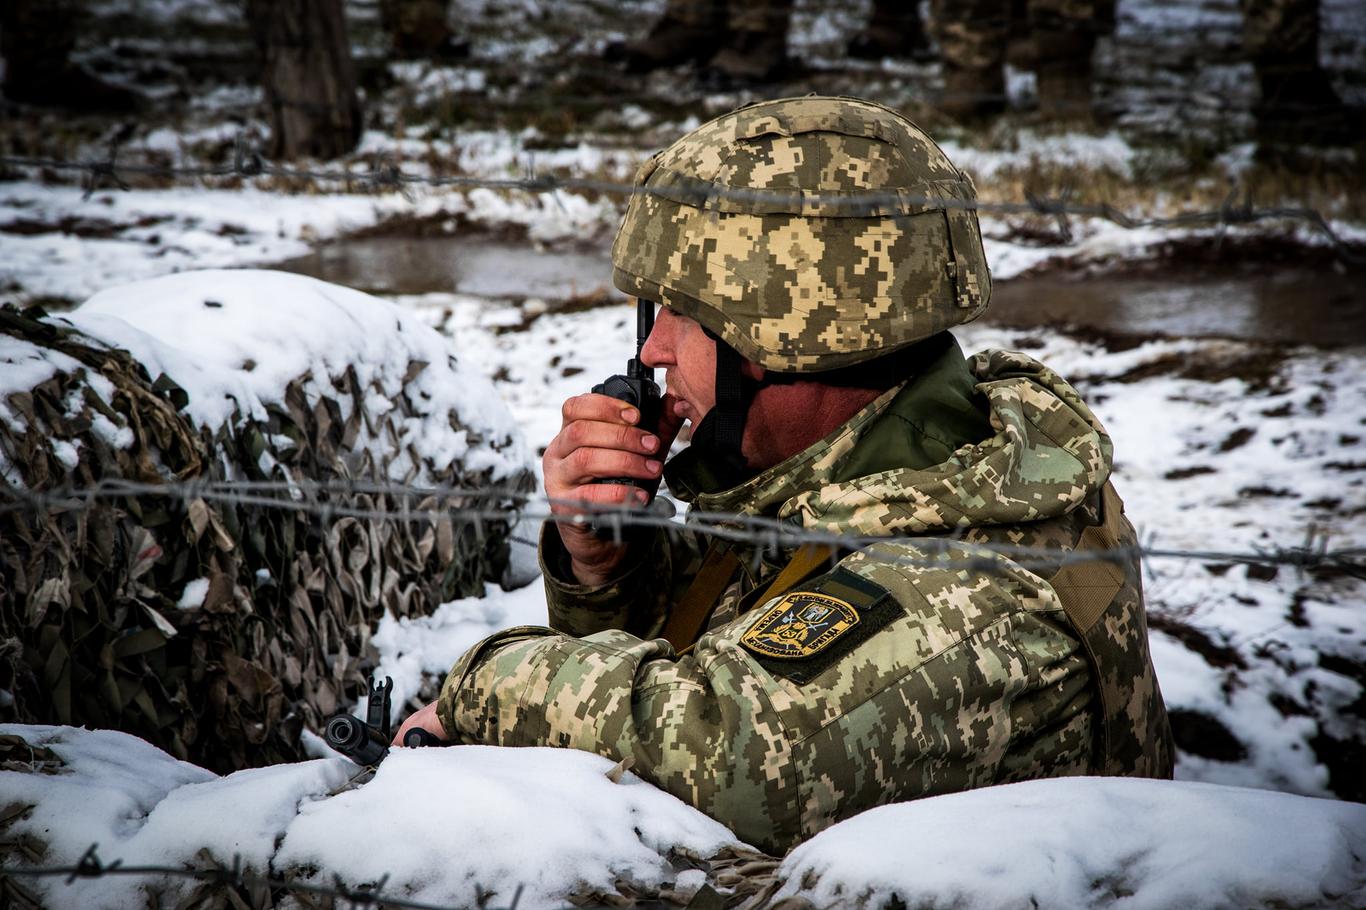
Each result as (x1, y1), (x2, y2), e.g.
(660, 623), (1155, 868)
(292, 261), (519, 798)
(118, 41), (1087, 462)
(0, 306), (533, 772)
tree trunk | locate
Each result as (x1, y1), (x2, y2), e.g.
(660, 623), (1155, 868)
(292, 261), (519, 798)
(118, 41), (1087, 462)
(244, 0), (362, 161)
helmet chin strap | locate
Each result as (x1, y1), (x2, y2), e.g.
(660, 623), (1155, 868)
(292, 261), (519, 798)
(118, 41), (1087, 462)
(687, 328), (755, 486)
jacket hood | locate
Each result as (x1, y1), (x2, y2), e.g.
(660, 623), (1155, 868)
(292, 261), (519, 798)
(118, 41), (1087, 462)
(690, 349), (1113, 537)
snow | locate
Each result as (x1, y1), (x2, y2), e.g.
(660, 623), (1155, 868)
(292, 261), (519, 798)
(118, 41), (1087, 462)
(62, 269), (529, 483)
(177, 577), (210, 610)
(770, 777), (1366, 910)
(2, 2), (1364, 902)
(368, 581), (550, 718)
(5, 725), (1364, 909)
(0, 186), (402, 302)
(274, 746), (736, 907)
(1, 725), (736, 909)
(0, 337), (83, 407)
(949, 322), (1366, 802)
(0, 339), (84, 479)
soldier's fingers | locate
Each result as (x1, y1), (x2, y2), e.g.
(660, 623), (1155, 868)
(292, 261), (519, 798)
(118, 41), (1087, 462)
(549, 479), (647, 514)
(561, 393), (640, 428)
(391, 701), (449, 747)
(544, 436), (656, 494)
(559, 446), (662, 486)
(554, 419), (659, 458)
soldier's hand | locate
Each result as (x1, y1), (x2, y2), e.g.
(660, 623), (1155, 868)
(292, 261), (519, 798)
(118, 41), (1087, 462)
(543, 392), (682, 586)
(391, 700), (450, 748)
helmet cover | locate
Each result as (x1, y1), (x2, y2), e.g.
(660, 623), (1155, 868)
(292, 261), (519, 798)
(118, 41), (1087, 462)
(611, 95), (991, 373)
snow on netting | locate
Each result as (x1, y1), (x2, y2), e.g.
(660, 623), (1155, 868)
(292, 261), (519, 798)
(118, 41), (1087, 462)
(0, 270), (533, 771)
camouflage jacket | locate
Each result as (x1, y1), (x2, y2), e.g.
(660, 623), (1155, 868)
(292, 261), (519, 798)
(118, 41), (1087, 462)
(437, 340), (1172, 853)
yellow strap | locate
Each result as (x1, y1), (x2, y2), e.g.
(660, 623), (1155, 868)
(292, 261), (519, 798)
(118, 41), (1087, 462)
(661, 543), (741, 652)
(669, 541), (835, 655)
(1050, 483), (1127, 633)
(666, 542), (837, 655)
(748, 542), (837, 611)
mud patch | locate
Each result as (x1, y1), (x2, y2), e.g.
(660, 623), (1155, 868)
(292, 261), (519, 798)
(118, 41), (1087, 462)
(1310, 731), (1366, 802)
(0, 214), (170, 239)
(1164, 465), (1218, 480)
(490, 288), (625, 335)
(1087, 344), (1291, 390)
(1168, 709), (1249, 762)
(1149, 614), (1247, 670)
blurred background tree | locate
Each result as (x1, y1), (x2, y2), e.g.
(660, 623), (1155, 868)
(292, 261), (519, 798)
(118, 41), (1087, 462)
(242, 0), (363, 160)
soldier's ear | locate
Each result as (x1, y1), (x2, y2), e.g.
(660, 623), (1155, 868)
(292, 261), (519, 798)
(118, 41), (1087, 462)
(741, 360), (765, 382)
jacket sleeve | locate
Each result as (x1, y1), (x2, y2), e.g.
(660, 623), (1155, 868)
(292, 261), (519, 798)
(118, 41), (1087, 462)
(438, 543), (1095, 854)
(538, 521), (695, 639)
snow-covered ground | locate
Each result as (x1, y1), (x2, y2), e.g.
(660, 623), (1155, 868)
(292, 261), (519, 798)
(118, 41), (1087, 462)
(2, 0), (1365, 905)
(1, 271), (1362, 908)
(3, 0), (1364, 306)
(4, 723), (1365, 909)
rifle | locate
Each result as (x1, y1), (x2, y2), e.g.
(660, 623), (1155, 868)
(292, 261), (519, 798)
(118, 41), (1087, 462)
(323, 675), (442, 766)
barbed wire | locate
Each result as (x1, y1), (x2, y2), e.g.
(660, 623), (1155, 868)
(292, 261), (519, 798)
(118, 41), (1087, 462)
(0, 147), (1360, 264)
(0, 842), (531, 910)
(1, 476), (1359, 578)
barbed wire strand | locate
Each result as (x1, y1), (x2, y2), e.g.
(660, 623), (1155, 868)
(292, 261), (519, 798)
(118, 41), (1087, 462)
(1, 477), (1358, 577)
(0, 150), (1360, 265)
(0, 842), (532, 910)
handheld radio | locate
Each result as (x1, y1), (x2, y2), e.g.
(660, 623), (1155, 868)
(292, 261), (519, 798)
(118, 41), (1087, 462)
(591, 299), (663, 494)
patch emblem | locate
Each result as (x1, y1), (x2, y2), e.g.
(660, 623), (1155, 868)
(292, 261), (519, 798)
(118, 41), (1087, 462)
(741, 592), (859, 659)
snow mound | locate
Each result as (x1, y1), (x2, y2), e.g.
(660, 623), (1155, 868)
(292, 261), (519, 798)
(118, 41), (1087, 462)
(0, 725), (737, 910)
(0, 271), (536, 771)
(69, 268), (528, 482)
(773, 776), (1366, 910)
(6, 726), (1364, 910)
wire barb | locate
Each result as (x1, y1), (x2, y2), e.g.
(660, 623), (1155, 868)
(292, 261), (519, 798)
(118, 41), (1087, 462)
(3, 842), (525, 910)
(0, 478), (1356, 575)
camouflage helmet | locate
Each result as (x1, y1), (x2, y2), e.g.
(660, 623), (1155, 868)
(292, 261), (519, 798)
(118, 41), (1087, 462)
(611, 95), (991, 373)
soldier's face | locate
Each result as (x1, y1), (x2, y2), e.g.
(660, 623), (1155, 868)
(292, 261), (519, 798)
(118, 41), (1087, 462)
(640, 305), (716, 428)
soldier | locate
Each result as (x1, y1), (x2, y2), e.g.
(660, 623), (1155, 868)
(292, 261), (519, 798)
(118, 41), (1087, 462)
(396, 96), (1172, 853)
(607, 0), (794, 83)
(932, 0), (1116, 121)
(0, 0), (138, 110)
(607, 0), (932, 83)
(1240, 0), (1358, 148)
(377, 0), (466, 60)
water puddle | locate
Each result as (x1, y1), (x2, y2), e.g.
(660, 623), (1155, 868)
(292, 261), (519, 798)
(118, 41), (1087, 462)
(277, 236), (1366, 349)
(989, 267), (1366, 349)
(276, 236), (614, 300)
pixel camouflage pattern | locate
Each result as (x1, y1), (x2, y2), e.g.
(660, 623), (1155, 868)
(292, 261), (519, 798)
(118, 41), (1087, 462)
(611, 96), (991, 373)
(437, 97), (1170, 853)
(441, 350), (1172, 853)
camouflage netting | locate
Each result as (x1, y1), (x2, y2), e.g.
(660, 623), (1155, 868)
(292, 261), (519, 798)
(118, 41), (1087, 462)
(0, 276), (533, 773)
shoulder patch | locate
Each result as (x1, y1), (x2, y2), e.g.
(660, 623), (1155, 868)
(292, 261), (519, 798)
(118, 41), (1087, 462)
(742, 590), (859, 659)
(740, 566), (899, 683)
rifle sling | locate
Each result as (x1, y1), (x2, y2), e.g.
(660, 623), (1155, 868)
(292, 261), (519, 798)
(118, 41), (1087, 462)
(661, 542), (741, 652)
(664, 541), (836, 654)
